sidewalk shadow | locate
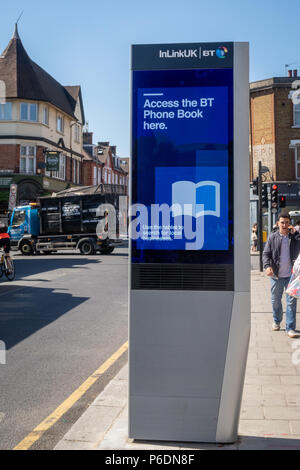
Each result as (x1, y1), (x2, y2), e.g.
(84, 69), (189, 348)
(0, 285), (88, 349)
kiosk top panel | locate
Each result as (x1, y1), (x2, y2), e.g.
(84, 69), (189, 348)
(132, 42), (234, 70)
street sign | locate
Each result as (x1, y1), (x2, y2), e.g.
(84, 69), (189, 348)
(8, 183), (17, 211)
(0, 177), (13, 187)
(45, 151), (60, 171)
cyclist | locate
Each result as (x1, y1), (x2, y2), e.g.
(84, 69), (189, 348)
(0, 224), (11, 256)
(0, 223), (15, 281)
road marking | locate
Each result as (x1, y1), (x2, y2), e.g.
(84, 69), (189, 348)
(13, 340), (128, 450)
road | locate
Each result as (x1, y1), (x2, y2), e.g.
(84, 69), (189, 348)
(0, 247), (128, 450)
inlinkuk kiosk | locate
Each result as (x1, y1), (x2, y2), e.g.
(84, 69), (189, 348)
(129, 42), (250, 443)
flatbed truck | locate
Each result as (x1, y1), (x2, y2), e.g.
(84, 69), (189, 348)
(7, 191), (127, 255)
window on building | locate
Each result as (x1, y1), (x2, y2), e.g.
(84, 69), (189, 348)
(0, 102), (12, 120)
(77, 161), (80, 184)
(20, 146), (36, 174)
(51, 154), (66, 180)
(98, 168), (101, 184)
(42, 106), (49, 125)
(74, 124), (80, 143)
(294, 102), (300, 126)
(73, 159), (76, 183)
(295, 147), (300, 179)
(20, 103), (38, 122)
(93, 166), (97, 185)
(57, 115), (64, 133)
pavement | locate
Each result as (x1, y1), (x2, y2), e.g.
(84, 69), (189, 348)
(54, 265), (300, 451)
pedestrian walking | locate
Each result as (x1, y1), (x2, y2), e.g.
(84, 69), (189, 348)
(251, 223), (258, 252)
(262, 212), (300, 338)
(295, 220), (300, 233)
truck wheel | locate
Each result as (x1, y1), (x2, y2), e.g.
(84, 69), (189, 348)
(79, 240), (95, 255)
(20, 240), (34, 256)
(99, 246), (115, 254)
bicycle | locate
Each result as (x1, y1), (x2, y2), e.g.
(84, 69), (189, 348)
(0, 251), (15, 281)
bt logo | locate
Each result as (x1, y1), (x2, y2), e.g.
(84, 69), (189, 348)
(216, 46), (228, 59)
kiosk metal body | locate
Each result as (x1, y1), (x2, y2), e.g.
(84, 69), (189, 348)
(129, 42), (250, 443)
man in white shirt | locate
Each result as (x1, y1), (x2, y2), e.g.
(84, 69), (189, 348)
(263, 213), (300, 338)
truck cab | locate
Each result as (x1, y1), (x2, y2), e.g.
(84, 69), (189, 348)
(8, 204), (40, 248)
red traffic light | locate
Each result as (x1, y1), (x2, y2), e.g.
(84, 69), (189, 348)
(272, 184), (278, 190)
(279, 195), (286, 208)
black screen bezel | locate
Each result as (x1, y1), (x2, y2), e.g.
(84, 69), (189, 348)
(131, 68), (234, 265)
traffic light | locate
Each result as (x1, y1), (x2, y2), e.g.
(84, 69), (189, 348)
(252, 178), (258, 195)
(252, 177), (258, 195)
(271, 184), (279, 210)
(262, 184), (268, 208)
(279, 195), (286, 208)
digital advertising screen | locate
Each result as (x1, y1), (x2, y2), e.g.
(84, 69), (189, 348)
(131, 67), (234, 264)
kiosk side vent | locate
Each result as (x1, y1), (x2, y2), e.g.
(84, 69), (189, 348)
(132, 264), (233, 291)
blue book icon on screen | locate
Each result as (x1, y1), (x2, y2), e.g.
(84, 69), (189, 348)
(172, 180), (220, 218)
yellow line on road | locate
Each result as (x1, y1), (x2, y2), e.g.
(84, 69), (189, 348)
(14, 341), (128, 450)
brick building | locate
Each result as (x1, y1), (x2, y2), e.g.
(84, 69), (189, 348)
(250, 71), (300, 182)
(250, 71), (300, 231)
(82, 132), (128, 194)
(0, 25), (85, 213)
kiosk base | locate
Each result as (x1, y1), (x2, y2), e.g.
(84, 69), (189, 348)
(129, 289), (250, 443)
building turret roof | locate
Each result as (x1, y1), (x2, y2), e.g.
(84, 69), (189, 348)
(0, 25), (82, 120)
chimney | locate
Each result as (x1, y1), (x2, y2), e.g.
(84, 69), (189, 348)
(288, 70), (293, 77)
(294, 69), (298, 77)
(83, 132), (93, 145)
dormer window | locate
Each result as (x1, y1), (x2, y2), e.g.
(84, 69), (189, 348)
(20, 102), (37, 122)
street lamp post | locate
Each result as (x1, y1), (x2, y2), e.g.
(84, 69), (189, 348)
(70, 121), (77, 184)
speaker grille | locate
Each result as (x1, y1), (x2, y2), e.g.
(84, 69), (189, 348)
(132, 264), (234, 291)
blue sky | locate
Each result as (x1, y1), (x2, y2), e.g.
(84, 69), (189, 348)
(0, 0), (299, 157)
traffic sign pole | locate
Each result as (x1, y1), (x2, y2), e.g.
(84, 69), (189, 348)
(258, 161), (263, 272)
